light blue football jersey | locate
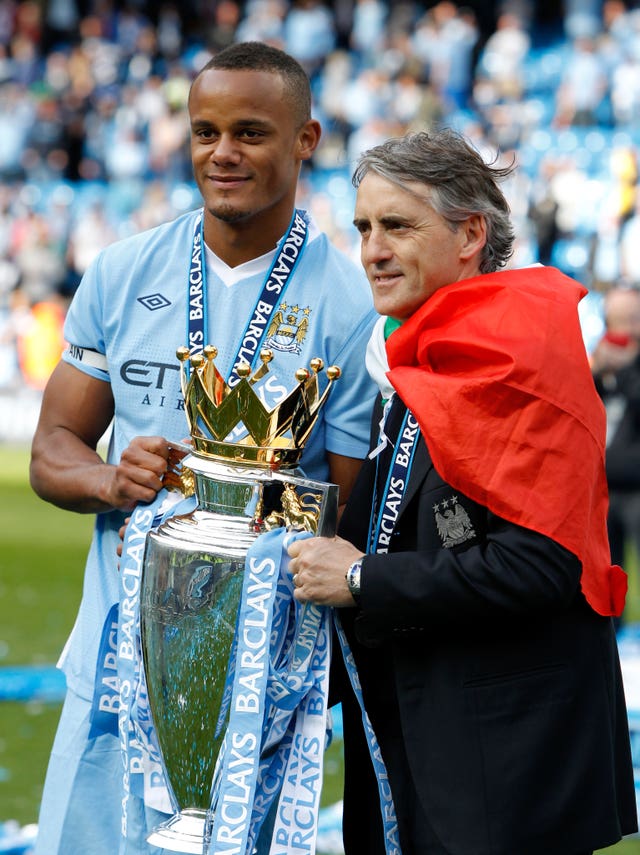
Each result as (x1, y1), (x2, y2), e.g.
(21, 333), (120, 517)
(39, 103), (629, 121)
(59, 208), (378, 698)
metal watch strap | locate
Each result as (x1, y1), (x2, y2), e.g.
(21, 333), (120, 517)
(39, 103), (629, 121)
(346, 559), (362, 603)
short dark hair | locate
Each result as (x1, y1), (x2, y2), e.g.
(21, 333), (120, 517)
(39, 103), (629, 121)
(193, 42), (312, 128)
(353, 129), (516, 273)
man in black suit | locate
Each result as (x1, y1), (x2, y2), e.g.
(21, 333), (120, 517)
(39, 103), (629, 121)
(591, 287), (640, 624)
(288, 129), (637, 855)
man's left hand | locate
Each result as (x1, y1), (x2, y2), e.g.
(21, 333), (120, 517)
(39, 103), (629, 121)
(287, 535), (364, 607)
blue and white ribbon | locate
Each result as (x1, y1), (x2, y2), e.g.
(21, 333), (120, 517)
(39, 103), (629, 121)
(335, 400), (421, 855)
(334, 616), (402, 855)
(187, 212), (207, 356)
(206, 528), (332, 854)
(89, 601), (120, 738)
(368, 408), (420, 554)
(268, 601), (330, 855)
(117, 489), (194, 838)
(186, 208), (308, 384)
(227, 210), (308, 387)
(205, 528), (283, 854)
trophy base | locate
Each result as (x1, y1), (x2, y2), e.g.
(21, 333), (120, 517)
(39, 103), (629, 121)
(147, 808), (207, 854)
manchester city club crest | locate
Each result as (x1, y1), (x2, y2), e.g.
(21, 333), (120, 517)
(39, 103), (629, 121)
(434, 495), (476, 548)
(264, 303), (311, 353)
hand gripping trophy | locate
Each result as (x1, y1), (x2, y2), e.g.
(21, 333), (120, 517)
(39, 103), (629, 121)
(117, 345), (341, 855)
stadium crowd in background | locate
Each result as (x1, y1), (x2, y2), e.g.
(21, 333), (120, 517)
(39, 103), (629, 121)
(2, 0), (640, 393)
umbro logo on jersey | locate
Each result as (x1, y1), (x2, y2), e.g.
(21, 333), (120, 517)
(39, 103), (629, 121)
(137, 293), (172, 311)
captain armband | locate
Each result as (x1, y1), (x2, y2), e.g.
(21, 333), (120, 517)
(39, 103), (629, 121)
(65, 345), (109, 374)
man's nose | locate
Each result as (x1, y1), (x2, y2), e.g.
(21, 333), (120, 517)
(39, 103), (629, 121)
(363, 229), (393, 265)
(211, 133), (241, 163)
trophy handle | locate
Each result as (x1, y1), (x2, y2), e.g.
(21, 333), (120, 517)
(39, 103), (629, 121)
(271, 473), (339, 538)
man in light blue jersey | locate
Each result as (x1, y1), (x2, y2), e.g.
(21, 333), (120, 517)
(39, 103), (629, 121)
(29, 41), (378, 855)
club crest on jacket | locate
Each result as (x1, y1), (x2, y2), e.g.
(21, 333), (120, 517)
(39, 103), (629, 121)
(434, 496), (476, 548)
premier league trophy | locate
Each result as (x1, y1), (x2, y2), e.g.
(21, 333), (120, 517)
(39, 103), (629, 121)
(138, 345), (340, 853)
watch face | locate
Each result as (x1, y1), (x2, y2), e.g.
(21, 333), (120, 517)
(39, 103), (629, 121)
(348, 561), (361, 598)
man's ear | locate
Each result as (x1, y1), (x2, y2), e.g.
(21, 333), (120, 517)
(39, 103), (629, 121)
(459, 214), (487, 261)
(297, 119), (322, 161)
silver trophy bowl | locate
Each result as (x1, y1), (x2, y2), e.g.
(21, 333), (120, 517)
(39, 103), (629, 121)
(140, 452), (338, 853)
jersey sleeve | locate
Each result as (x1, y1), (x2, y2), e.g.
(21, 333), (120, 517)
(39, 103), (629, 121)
(61, 252), (110, 382)
(322, 306), (379, 459)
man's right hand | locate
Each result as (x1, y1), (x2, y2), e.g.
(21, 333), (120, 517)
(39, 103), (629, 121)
(30, 361), (170, 514)
(102, 435), (170, 512)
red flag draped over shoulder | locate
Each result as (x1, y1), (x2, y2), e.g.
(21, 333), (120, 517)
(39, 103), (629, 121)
(386, 266), (627, 616)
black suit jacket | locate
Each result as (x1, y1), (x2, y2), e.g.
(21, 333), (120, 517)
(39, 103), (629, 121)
(335, 396), (637, 855)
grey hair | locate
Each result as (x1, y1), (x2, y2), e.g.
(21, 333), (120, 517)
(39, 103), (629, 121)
(352, 129), (515, 273)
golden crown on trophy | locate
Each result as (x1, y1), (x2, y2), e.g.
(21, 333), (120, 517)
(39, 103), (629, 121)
(176, 345), (341, 467)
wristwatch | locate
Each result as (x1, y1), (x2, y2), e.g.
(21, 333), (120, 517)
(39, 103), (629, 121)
(345, 559), (362, 604)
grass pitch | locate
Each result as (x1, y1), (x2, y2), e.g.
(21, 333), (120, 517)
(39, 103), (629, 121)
(0, 444), (91, 824)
